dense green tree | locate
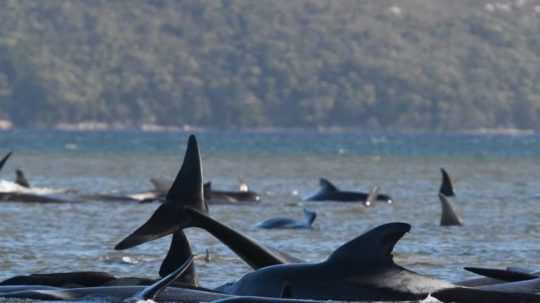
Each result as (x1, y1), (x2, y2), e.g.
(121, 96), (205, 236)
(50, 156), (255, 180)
(1, 0), (540, 130)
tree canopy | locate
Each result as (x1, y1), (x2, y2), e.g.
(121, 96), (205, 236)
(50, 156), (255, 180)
(1, 0), (540, 130)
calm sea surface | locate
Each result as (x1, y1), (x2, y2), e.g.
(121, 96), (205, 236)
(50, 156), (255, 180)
(1, 129), (540, 301)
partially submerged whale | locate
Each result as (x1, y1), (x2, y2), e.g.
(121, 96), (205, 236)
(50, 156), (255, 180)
(0, 153), (79, 203)
(304, 178), (392, 204)
(116, 135), (300, 270)
(150, 178), (260, 204)
(217, 222), (540, 302)
(1, 139), (204, 287)
(0, 257), (227, 303)
(438, 168), (463, 226)
(256, 209), (316, 229)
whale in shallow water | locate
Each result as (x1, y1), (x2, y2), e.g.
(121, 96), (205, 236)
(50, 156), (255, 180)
(0, 153), (79, 203)
(304, 178), (392, 204)
(115, 135), (300, 270)
(151, 178), (260, 204)
(0, 139), (206, 288)
(216, 222), (540, 302)
(439, 168), (463, 226)
(256, 209), (316, 229)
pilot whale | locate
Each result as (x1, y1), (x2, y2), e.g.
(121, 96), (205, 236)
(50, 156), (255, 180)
(115, 135), (300, 270)
(256, 209), (316, 229)
(217, 222), (540, 302)
(304, 178), (392, 204)
(0, 153), (76, 203)
(0, 256), (230, 302)
(1, 139), (204, 288)
(439, 168), (463, 226)
(111, 137), (540, 302)
(150, 178), (260, 204)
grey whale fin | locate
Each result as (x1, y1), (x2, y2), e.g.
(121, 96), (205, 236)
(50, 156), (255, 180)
(325, 222), (411, 267)
(439, 194), (463, 226)
(319, 178), (338, 192)
(439, 168), (455, 197)
(0, 152), (12, 172)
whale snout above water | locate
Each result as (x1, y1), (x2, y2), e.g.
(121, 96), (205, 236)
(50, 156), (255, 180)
(304, 178), (392, 204)
(256, 209), (316, 229)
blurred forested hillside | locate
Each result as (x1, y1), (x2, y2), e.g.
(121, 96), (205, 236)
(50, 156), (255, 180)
(1, 0), (540, 130)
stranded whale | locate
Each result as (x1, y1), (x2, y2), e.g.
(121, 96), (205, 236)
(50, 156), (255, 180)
(256, 209), (316, 229)
(304, 178), (392, 204)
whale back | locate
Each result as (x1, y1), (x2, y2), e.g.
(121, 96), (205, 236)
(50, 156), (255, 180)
(439, 194), (463, 226)
(439, 168), (455, 197)
(325, 222), (411, 269)
(0, 152), (12, 172)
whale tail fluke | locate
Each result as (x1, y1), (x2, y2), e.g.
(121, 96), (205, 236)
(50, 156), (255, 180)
(166, 135), (205, 211)
(439, 168), (455, 197)
(302, 208), (317, 227)
(128, 256), (194, 302)
(0, 151), (12, 172)
(325, 222), (411, 267)
(115, 135), (206, 250)
(439, 194), (463, 226)
(364, 185), (380, 207)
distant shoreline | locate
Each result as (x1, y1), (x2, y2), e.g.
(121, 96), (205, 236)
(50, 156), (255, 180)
(0, 119), (536, 135)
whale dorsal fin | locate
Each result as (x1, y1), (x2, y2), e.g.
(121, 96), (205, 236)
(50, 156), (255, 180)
(115, 135), (207, 250)
(465, 267), (538, 282)
(150, 178), (173, 193)
(302, 208), (317, 227)
(0, 152), (12, 172)
(325, 222), (410, 268)
(128, 256), (194, 302)
(319, 178), (338, 192)
(439, 168), (455, 197)
(15, 169), (31, 188)
(439, 194), (463, 226)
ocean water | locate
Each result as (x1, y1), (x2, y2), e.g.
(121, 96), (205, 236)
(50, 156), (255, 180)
(0, 129), (540, 301)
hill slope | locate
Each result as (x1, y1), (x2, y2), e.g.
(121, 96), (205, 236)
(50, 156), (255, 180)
(1, 0), (540, 130)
